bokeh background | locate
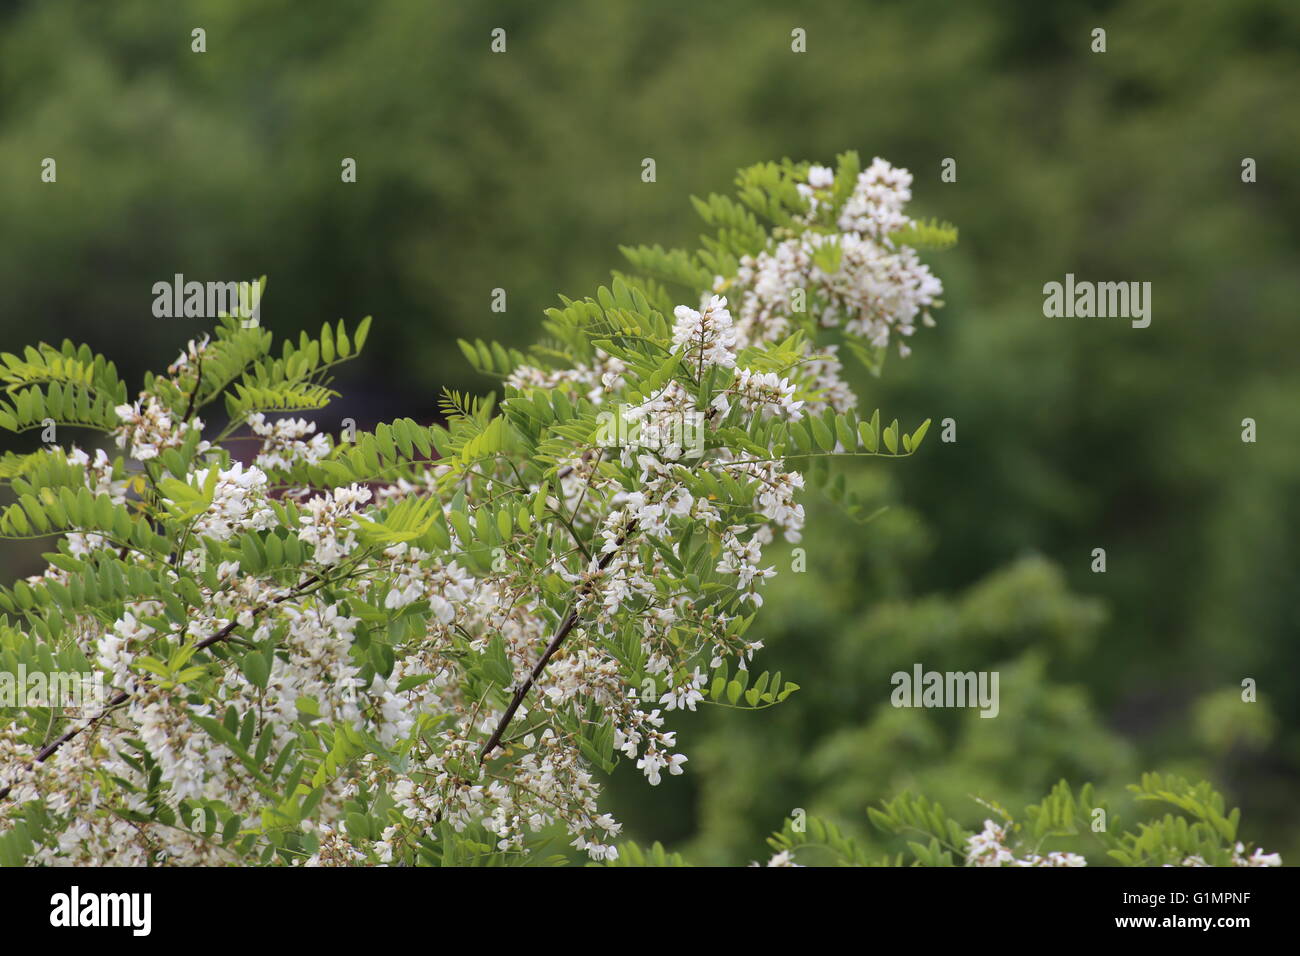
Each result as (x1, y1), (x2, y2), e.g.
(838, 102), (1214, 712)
(1, 0), (1297, 863)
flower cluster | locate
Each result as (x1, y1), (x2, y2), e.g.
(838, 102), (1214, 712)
(731, 157), (943, 360)
(1178, 844), (1282, 868)
(298, 484), (371, 565)
(113, 396), (199, 461)
(188, 461), (276, 542)
(965, 819), (1087, 868)
(671, 295), (739, 370)
(248, 412), (330, 473)
(963, 817), (1281, 869)
(0, 155), (951, 867)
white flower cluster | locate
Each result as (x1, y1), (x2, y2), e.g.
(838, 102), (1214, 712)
(716, 529), (777, 596)
(297, 484), (371, 565)
(836, 156), (915, 238)
(716, 368), (805, 421)
(966, 818), (1281, 868)
(671, 294), (738, 370)
(794, 163), (835, 215)
(731, 157), (943, 362)
(188, 461), (276, 542)
(0, 158), (954, 868)
(113, 396), (200, 461)
(1174, 843), (1282, 868)
(248, 412), (330, 472)
(620, 380), (703, 462)
(506, 351), (627, 405)
(111, 336), (216, 460)
(965, 819), (1086, 868)
(67, 446), (126, 500)
(60, 446), (131, 557)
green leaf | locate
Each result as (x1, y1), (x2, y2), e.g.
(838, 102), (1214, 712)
(809, 416), (835, 452)
(883, 420), (899, 455)
(240, 652), (270, 689)
(909, 418), (931, 451)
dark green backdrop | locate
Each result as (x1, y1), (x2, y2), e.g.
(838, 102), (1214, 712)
(2, 0), (1297, 862)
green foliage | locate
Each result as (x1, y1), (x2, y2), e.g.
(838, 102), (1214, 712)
(753, 775), (1273, 867)
(654, 533), (1133, 865)
(888, 218), (958, 250)
(702, 658), (798, 710)
(867, 792), (969, 865)
(1109, 773), (1247, 867)
(0, 341), (128, 433)
(598, 839), (690, 867)
(766, 813), (883, 866)
(307, 417), (441, 487)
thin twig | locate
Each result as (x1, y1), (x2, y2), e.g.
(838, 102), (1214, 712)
(478, 521), (635, 762)
(0, 571), (323, 802)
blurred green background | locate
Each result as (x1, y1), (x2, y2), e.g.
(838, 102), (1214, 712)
(1, 0), (1297, 863)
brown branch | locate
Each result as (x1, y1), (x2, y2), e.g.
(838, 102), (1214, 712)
(0, 573), (321, 803)
(479, 521), (636, 762)
(0, 690), (131, 800)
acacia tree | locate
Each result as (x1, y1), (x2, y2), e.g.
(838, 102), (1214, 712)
(0, 155), (1278, 867)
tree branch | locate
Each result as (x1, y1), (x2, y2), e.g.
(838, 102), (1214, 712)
(479, 521), (635, 762)
(0, 572), (322, 803)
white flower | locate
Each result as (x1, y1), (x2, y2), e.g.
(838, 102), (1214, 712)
(671, 295), (738, 369)
(637, 748), (687, 786)
(807, 165), (834, 189)
(113, 397), (201, 460)
(729, 367), (804, 420)
(1231, 842), (1282, 867)
(248, 413), (330, 472)
(965, 819), (1017, 867)
(764, 849), (803, 867)
(659, 668), (705, 712)
(185, 461), (276, 542)
(298, 485), (371, 565)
